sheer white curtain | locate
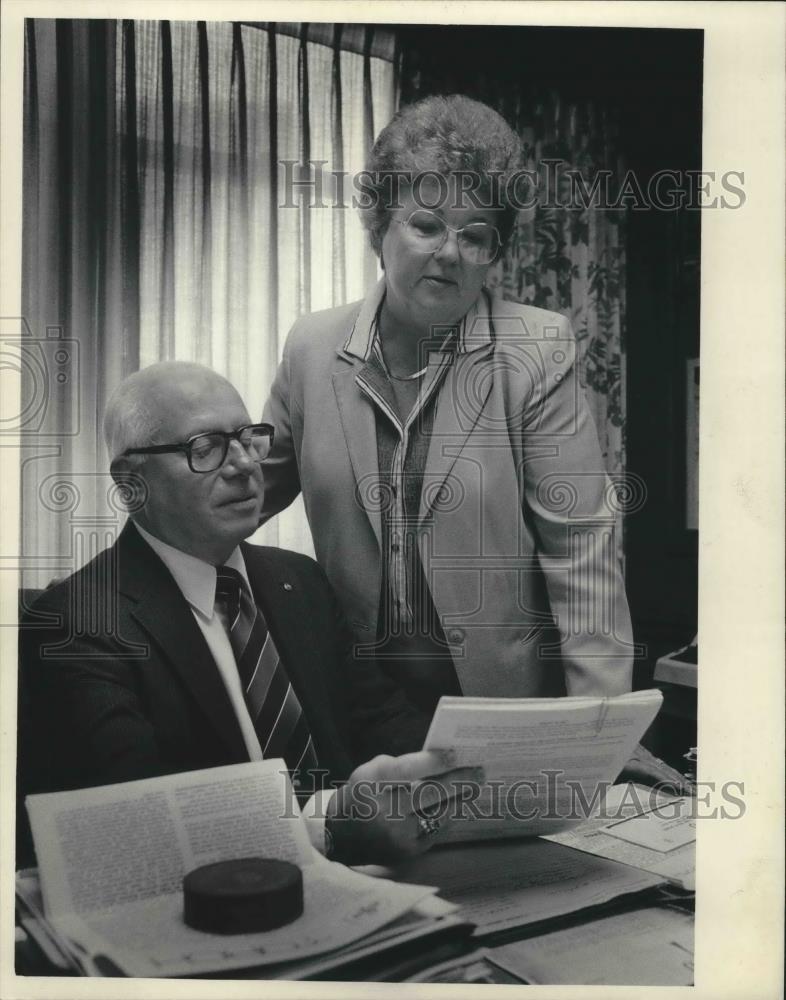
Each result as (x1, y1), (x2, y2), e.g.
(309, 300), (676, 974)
(129, 21), (393, 555)
(21, 20), (394, 585)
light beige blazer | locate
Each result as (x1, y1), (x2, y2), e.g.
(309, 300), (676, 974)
(261, 281), (634, 698)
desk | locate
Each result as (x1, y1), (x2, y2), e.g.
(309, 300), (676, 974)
(16, 853), (694, 985)
(479, 896), (694, 986)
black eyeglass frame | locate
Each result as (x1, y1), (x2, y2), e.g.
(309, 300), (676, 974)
(393, 209), (502, 264)
(121, 422), (275, 474)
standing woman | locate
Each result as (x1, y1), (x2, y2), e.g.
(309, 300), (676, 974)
(261, 95), (635, 760)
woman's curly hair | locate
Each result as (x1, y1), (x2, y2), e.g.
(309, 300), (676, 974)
(359, 94), (524, 258)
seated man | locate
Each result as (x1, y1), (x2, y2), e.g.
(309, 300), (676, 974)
(19, 361), (477, 866)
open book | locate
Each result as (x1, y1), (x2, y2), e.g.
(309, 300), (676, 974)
(422, 689), (663, 842)
(25, 760), (438, 977)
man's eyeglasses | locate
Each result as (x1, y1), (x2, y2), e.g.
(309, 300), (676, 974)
(122, 423), (274, 473)
(393, 209), (501, 265)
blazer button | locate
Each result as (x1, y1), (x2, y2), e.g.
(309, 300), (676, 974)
(447, 628), (466, 644)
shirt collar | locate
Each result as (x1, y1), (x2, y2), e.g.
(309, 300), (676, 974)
(132, 521), (250, 619)
(342, 276), (494, 361)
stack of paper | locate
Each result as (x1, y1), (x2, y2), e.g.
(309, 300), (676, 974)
(16, 869), (471, 981)
(383, 836), (664, 939)
(24, 761), (452, 978)
(422, 689), (664, 841)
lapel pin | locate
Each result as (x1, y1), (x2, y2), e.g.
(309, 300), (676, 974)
(283, 582), (293, 591)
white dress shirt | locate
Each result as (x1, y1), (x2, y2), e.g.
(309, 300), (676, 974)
(133, 522), (333, 853)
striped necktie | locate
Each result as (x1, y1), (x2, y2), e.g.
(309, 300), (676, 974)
(214, 566), (318, 778)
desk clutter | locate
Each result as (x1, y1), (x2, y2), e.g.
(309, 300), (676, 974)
(17, 692), (695, 984)
(21, 760), (441, 977)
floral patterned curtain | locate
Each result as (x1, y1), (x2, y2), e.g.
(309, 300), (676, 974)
(486, 96), (627, 482)
(399, 55), (629, 556)
(400, 47), (628, 513)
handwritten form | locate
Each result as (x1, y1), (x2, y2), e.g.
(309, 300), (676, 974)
(545, 783), (696, 890)
(604, 801), (696, 851)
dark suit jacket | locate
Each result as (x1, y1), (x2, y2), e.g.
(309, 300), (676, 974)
(19, 523), (374, 809)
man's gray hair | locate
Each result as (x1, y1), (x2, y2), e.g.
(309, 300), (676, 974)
(103, 361), (219, 462)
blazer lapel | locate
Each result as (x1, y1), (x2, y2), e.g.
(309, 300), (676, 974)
(418, 342), (495, 523)
(332, 362), (383, 549)
(117, 525), (248, 762)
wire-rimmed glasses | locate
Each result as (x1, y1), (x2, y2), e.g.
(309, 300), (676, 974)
(393, 209), (501, 264)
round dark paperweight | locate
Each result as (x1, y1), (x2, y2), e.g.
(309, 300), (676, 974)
(183, 858), (304, 934)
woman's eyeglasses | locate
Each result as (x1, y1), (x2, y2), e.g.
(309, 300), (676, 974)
(122, 423), (274, 473)
(394, 209), (501, 264)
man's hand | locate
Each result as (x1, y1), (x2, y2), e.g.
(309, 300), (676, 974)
(618, 742), (695, 796)
(326, 750), (484, 866)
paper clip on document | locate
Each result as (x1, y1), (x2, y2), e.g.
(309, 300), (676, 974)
(594, 699), (609, 735)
